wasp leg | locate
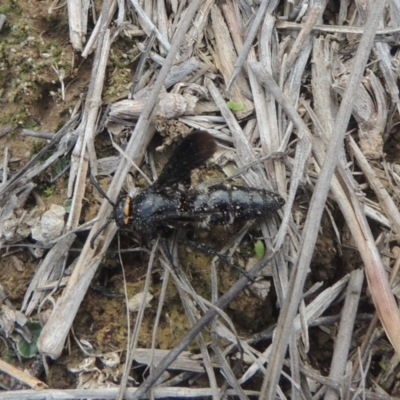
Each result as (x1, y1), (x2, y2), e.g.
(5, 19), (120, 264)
(90, 219), (113, 249)
(185, 239), (254, 282)
(161, 237), (180, 274)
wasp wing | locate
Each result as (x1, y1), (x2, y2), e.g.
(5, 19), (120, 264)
(155, 130), (217, 188)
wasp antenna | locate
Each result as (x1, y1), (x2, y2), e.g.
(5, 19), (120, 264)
(90, 174), (116, 207)
(90, 219), (112, 249)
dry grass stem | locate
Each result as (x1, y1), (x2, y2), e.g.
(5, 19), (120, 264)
(225, 0), (269, 92)
(81, 0), (117, 58)
(0, 387), (263, 399)
(67, 0), (88, 50)
(284, 2), (326, 79)
(118, 239), (158, 400)
(210, 5), (253, 119)
(67, 31), (111, 229)
(0, 359), (47, 390)
(129, 0), (171, 51)
(276, 20), (400, 35)
(324, 269), (364, 400)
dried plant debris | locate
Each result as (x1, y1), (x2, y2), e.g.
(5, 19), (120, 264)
(106, 85), (208, 143)
(1, 0), (400, 398)
(0, 196), (40, 245)
(127, 291), (153, 312)
(333, 69), (387, 159)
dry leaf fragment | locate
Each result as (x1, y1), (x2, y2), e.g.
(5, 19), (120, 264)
(0, 304), (16, 337)
(128, 292), (153, 312)
(157, 92), (198, 118)
(108, 92), (199, 123)
(69, 356), (97, 374)
(101, 352), (120, 368)
(333, 69), (387, 159)
(0, 208), (40, 244)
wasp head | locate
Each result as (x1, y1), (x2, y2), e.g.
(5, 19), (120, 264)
(114, 196), (132, 227)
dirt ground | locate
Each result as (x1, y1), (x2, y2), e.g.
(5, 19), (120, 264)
(1, 0), (400, 398)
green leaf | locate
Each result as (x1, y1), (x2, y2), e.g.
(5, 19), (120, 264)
(16, 321), (42, 359)
(227, 101), (244, 111)
(254, 240), (265, 260)
(64, 199), (72, 213)
(42, 185), (55, 197)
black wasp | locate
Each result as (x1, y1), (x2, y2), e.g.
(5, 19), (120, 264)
(90, 130), (285, 248)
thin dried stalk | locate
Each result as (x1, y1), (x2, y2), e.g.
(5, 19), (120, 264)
(225, 0), (269, 92)
(259, 13), (287, 196)
(66, 29), (111, 230)
(184, 0), (215, 57)
(177, 283), (219, 400)
(311, 36), (337, 136)
(81, 0), (117, 58)
(223, 2), (282, 187)
(324, 269), (364, 400)
(2, 146), (8, 184)
(207, 80), (271, 190)
(129, 0), (171, 51)
(348, 136), (400, 234)
(67, 0), (89, 50)
(156, 0), (168, 55)
(0, 359), (47, 390)
(353, 247), (400, 379)
(133, 349), (205, 373)
(289, 332), (301, 400)
(373, 42), (400, 112)
(333, 70), (387, 160)
(0, 14), (6, 31)
(210, 5), (253, 119)
(211, 336), (248, 400)
(129, 30), (156, 97)
(0, 387), (262, 399)
(118, 240), (158, 400)
(276, 19), (400, 35)
(21, 234), (76, 315)
(284, 1), (326, 79)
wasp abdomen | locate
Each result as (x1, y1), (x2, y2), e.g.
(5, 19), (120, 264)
(192, 184), (284, 225)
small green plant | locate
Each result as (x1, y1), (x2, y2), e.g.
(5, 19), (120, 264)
(53, 157), (70, 175)
(15, 321), (42, 359)
(44, 186), (55, 196)
(63, 198), (72, 213)
(227, 101), (244, 111)
(254, 239), (265, 259)
(41, 184), (55, 197)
